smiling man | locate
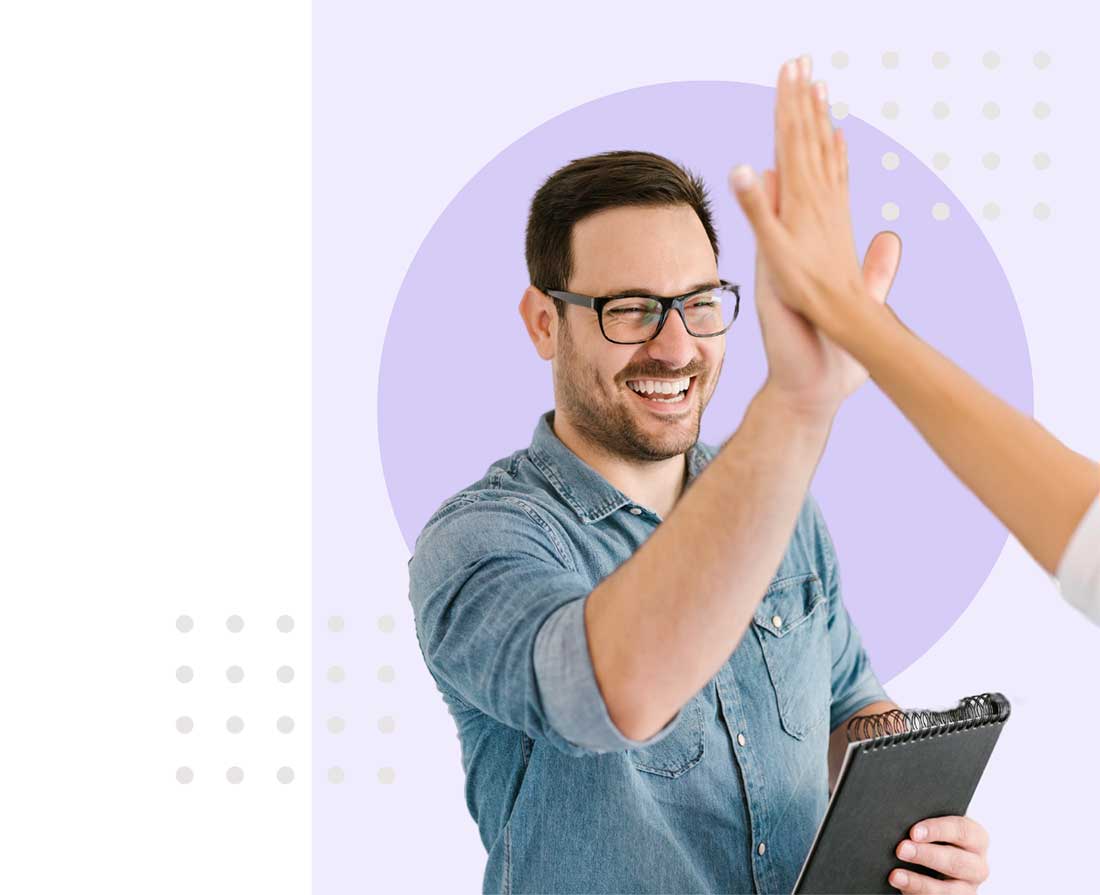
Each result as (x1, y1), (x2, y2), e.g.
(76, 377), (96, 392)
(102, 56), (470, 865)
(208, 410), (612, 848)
(407, 58), (989, 895)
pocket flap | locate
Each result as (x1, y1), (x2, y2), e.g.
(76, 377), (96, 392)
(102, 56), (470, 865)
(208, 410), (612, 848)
(752, 573), (825, 637)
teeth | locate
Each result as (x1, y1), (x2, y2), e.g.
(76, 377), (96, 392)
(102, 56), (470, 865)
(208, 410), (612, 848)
(627, 377), (691, 395)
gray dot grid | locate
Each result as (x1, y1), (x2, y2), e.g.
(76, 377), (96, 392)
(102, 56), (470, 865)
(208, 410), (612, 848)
(174, 614), (301, 784)
(817, 49), (1054, 226)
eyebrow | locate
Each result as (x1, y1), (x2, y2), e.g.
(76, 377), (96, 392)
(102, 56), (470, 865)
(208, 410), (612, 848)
(598, 280), (721, 300)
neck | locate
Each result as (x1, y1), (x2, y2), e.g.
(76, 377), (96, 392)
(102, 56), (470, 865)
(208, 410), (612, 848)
(550, 410), (689, 519)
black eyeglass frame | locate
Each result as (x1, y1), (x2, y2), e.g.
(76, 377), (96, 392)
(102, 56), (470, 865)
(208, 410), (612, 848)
(541, 279), (741, 345)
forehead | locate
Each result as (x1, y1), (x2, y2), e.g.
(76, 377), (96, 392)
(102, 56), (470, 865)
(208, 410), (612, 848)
(568, 203), (717, 294)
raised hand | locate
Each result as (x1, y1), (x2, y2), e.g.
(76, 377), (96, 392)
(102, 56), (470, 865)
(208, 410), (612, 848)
(735, 55), (901, 419)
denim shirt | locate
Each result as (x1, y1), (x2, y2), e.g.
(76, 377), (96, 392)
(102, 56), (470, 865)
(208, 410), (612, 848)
(408, 409), (888, 895)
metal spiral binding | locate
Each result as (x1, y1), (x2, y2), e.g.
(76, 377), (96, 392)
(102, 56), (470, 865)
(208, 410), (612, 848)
(846, 692), (1011, 749)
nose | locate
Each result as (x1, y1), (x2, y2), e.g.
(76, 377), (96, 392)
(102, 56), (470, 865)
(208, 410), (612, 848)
(644, 306), (697, 369)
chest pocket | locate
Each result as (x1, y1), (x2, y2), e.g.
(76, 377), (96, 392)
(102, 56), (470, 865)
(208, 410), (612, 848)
(752, 572), (831, 740)
(628, 693), (706, 778)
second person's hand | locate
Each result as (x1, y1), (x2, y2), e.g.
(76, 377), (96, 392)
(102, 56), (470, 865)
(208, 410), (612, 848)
(743, 55), (901, 419)
(729, 55), (901, 345)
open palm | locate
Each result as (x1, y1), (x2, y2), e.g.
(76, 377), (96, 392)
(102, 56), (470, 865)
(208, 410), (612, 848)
(755, 168), (901, 411)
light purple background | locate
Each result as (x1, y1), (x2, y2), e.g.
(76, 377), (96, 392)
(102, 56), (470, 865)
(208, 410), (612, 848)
(322, 5), (1100, 894)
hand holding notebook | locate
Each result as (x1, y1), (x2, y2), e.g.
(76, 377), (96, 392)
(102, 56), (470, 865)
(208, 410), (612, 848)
(793, 693), (1010, 895)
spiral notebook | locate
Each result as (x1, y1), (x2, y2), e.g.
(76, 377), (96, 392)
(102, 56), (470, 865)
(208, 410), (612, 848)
(792, 692), (1011, 895)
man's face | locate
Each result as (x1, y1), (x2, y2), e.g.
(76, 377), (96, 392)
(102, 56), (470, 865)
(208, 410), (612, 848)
(554, 203), (726, 463)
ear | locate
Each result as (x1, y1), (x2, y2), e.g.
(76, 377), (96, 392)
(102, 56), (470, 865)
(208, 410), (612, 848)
(519, 285), (559, 360)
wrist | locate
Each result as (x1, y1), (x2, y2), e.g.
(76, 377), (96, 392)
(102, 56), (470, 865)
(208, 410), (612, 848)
(816, 282), (887, 350)
(756, 380), (838, 437)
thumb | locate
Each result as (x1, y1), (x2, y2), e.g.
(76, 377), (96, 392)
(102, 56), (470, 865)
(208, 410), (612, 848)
(729, 164), (782, 244)
(861, 230), (902, 306)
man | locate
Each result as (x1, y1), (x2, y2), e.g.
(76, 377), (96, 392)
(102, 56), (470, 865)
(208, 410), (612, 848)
(729, 60), (1100, 627)
(408, 55), (990, 895)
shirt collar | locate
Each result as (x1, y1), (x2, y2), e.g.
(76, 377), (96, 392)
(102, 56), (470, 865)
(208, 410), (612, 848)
(527, 409), (716, 525)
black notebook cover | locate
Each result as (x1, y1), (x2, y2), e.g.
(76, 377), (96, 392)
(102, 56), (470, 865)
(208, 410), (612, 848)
(792, 692), (1011, 895)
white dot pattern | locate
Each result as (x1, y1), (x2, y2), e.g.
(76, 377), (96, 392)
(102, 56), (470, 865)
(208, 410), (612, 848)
(983, 203), (1001, 221)
(882, 101), (899, 119)
(377, 665), (395, 683)
(882, 51), (899, 69)
(932, 203), (951, 221)
(830, 101), (849, 120)
(831, 51), (849, 69)
(378, 767), (396, 784)
(982, 101), (1000, 120)
(1034, 203), (1051, 221)
(932, 101), (950, 120)
(882, 152), (900, 171)
(881, 202), (900, 222)
(982, 153), (1000, 170)
(932, 152), (951, 171)
(932, 51), (950, 69)
(226, 615), (244, 633)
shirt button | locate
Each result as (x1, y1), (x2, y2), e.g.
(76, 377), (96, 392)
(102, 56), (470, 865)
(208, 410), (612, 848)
(628, 507), (643, 515)
(737, 733), (746, 747)
(771, 615), (783, 630)
(758, 842), (767, 856)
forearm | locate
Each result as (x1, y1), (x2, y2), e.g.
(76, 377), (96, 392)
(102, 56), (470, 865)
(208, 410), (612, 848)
(824, 295), (1100, 573)
(586, 383), (833, 741)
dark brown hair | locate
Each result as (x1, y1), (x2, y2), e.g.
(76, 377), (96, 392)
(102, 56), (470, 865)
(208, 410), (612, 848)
(525, 149), (720, 320)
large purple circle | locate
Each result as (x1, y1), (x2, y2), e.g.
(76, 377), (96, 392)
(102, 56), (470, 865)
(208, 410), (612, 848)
(379, 81), (1033, 682)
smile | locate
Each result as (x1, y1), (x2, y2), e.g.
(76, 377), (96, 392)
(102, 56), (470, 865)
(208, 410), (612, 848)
(625, 375), (697, 411)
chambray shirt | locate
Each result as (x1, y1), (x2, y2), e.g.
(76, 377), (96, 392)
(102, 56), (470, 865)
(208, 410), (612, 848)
(408, 409), (888, 895)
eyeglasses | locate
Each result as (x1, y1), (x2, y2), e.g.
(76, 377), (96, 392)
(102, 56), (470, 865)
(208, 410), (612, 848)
(542, 280), (741, 345)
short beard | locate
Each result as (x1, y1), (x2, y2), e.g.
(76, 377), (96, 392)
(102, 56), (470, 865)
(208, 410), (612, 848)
(555, 319), (706, 464)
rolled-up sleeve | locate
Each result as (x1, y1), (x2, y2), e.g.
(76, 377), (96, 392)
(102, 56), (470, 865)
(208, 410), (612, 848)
(1057, 493), (1100, 625)
(408, 493), (683, 758)
(805, 496), (890, 731)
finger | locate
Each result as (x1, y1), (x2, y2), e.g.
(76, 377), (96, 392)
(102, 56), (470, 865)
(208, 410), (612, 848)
(897, 840), (988, 885)
(762, 168), (779, 214)
(793, 54), (826, 183)
(888, 868), (974, 894)
(912, 816), (990, 854)
(861, 231), (902, 305)
(835, 128), (849, 189)
(810, 80), (838, 184)
(775, 57), (809, 214)
(730, 164), (789, 258)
